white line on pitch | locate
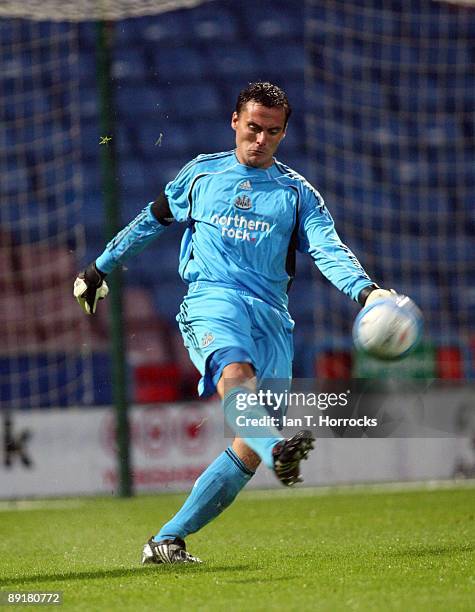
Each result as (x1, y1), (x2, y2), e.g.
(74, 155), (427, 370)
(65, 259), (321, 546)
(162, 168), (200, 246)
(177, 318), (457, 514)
(0, 499), (85, 512)
(242, 478), (475, 500)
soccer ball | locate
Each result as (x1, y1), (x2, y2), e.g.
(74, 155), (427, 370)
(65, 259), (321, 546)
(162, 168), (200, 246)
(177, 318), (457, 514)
(352, 295), (423, 361)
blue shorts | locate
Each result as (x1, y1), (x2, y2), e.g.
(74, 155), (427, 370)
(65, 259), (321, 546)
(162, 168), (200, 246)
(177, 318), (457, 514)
(177, 282), (294, 397)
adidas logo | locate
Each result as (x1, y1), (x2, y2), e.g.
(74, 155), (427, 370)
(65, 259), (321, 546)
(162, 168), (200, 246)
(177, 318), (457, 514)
(238, 180), (252, 191)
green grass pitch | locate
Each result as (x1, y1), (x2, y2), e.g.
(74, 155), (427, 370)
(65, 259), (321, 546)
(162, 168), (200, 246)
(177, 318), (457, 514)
(0, 483), (473, 611)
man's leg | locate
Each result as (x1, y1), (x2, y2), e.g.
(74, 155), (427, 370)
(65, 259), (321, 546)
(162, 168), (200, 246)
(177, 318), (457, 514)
(143, 364), (265, 564)
(219, 363), (314, 486)
(143, 362), (314, 564)
(218, 363), (285, 469)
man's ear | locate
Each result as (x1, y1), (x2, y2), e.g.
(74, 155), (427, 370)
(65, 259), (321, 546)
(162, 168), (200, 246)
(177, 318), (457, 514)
(231, 111), (238, 131)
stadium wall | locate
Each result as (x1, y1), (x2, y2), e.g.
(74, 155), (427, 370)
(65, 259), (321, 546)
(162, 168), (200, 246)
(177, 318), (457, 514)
(1, 393), (473, 499)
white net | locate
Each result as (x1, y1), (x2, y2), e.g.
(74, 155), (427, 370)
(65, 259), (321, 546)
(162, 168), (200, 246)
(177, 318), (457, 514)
(0, 19), (94, 408)
(0, 0), (216, 409)
(305, 0), (475, 375)
(0, 0), (215, 21)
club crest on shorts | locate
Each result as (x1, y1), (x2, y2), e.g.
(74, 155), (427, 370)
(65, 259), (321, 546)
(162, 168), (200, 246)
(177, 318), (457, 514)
(201, 332), (215, 348)
(234, 195), (252, 210)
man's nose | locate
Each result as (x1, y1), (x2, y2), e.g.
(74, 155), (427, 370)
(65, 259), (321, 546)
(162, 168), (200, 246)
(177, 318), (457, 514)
(256, 131), (267, 146)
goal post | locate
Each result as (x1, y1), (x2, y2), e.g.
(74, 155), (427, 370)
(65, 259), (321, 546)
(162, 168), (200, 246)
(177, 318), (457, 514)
(0, 0), (215, 499)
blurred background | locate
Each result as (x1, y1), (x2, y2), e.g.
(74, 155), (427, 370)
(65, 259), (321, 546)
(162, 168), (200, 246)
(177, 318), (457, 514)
(0, 0), (474, 496)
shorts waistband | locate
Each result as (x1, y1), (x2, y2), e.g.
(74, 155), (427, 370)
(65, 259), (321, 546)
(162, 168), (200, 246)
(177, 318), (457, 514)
(188, 280), (258, 298)
(187, 281), (290, 315)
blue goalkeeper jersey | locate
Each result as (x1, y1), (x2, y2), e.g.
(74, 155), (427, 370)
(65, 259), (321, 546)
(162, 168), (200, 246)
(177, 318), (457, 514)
(96, 150), (372, 310)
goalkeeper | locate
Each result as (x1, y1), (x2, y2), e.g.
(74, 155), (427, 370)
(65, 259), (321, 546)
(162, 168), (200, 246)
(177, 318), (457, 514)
(74, 81), (392, 565)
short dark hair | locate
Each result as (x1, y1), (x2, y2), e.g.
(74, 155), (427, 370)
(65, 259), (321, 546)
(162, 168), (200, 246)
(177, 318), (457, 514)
(235, 81), (292, 126)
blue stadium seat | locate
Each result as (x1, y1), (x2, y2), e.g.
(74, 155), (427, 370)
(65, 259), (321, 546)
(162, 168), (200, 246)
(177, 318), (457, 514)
(80, 190), (105, 230)
(191, 120), (233, 155)
(288, 278), (316, 325)
(0, 162), (29, 196)
(81, 162), (102, 194)
(280, 117), (304, 154)
(190, 4), (240, 41)
(151, 46), (206, 81)
(120, 197), (150, 223)
(149, 157), (187, 185)
(13, 89), (51, 120)
(77, 86), (99, 120)
(152, 120), (194, 157)
(77, 22), (97, 50)
(399, 283), (442, 312)
(0, 20), (26, 45)
(259, 43), (305, 78)
(153, 281), (187, 321)
(242, 3), (303, 40)
(345, 83), (384, 111)
(295, 252), (315, 281)
(283, 155), (308, 177)
(139, 120), (195, 156)
(40, 159), (75, 193)
(116, 124), (138, 157)
(396, 192), (453, 218)
(205, 45), (262, 79)
(36, 21), (72, 38)
(283, 81), (306, 115)
(143, 10), (192, 43)
(79, 120), (101, 160)
(114, 17), (149, 47)
(433, 237), (472, 266)
(119, 158), (147, 194)
(92, 352), (112, 405)
(292, 327), (317, 377)
(116, 85), (171, 117)
(81, 238), (104, 267)
(112, 48), (146, 81)
(370, 237), (433, 277)
(171, 84), (222, 117)
(77, 51), (97, 85)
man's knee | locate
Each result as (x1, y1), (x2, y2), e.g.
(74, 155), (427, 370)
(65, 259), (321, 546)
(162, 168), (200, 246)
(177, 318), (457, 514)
(217, 361), (255, 397)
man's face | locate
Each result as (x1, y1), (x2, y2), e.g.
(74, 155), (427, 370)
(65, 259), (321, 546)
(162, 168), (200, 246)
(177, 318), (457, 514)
(231, 102), (287, 169)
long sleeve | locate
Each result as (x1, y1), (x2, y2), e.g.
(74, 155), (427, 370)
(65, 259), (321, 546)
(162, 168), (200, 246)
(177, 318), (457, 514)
(297, 187), (373, 301)
(95, 202), (169, 274)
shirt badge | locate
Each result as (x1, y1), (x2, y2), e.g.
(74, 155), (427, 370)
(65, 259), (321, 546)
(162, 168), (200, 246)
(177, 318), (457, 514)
(201, 332), (215, 348)
(234, 195), (252, 210)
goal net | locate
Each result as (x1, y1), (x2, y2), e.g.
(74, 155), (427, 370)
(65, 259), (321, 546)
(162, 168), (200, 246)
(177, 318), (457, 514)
(0, 1), (215, 409)
(0, 19), (95, 408)
(1, 0), (473, 414)
(305, 0), (475, 377)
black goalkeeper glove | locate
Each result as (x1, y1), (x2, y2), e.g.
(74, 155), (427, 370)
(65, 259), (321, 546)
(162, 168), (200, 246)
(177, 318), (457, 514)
(73, 262), (109, 315)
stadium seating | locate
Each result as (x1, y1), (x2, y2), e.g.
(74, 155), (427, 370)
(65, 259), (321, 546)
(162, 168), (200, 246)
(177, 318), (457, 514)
(2, 0), (473, 407)
(190, 5), (239, 41)
(151, 47), (207, 81)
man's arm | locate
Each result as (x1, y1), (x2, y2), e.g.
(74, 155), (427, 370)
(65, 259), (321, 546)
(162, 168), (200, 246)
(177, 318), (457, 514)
(297, 188), (394, 306)
(95, 193), (173, 274)
(74, 193), (173, 314)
